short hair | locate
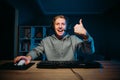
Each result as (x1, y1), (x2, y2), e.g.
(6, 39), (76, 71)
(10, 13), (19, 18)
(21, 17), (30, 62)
(51, 15), (69, 30)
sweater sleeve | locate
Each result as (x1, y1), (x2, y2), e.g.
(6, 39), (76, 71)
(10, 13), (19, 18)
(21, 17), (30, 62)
(26, 40), (45, 60)
(81, 34), (95, 54)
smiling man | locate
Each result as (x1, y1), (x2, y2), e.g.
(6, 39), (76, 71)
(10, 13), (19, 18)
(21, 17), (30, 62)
(14, 15), (95, 65)
(53, 15), (67, 39)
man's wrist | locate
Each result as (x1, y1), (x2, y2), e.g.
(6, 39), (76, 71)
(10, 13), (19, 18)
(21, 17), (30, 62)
(26, 55), (32, 61)
(82, 35), (89, 40)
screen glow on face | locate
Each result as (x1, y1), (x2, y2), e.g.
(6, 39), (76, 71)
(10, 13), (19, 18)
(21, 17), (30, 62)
(54, 18), (67, 37)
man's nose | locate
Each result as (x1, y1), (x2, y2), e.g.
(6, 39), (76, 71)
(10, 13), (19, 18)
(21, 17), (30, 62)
(59, 24), (62, 28)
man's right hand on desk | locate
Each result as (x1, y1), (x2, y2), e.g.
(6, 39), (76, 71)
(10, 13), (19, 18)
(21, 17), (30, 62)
(14, 56), (32, 65)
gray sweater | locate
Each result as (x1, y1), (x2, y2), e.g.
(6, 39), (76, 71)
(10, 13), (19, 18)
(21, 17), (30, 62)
(27, 34), (95, 61)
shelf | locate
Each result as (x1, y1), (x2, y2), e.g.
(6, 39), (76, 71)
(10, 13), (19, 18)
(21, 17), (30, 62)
(18, 26), (48, 55)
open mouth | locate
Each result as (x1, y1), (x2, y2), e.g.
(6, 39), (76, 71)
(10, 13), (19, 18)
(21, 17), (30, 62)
(57, 29), (64, 32)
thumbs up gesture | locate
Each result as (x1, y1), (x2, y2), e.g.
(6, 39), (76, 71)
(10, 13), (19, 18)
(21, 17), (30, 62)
(74, 19), (88, 39)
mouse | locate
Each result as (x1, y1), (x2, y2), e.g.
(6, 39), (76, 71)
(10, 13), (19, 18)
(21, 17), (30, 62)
(14, 59), (25, 66)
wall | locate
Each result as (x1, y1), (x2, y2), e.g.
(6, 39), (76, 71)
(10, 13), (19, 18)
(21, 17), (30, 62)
(0, 1), (15, 60)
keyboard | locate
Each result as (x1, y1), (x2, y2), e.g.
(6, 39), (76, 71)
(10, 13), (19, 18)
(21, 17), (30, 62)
(37, 61), (103, 68)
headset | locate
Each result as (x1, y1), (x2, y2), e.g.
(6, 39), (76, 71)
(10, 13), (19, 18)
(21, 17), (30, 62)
(47, 15), (74, 36)
(50, 15), (70, 31)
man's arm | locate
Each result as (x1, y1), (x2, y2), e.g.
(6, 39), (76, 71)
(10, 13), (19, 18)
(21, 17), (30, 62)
(81, 34), (95, 54)
(14, 40), (45, 65)
(74, 19), (95, 54)
(26, 40), (45, 60)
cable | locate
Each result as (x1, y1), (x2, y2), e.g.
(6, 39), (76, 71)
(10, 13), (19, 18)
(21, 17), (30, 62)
(70, 68), (84, 80)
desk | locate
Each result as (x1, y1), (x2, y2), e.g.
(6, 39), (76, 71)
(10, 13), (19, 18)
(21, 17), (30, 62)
(0, 60), (120, 80)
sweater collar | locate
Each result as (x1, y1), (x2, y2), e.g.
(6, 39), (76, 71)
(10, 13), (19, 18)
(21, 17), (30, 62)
(51, 34), (70, 40)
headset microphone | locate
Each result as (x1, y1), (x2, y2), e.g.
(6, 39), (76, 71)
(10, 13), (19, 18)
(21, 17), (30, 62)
(64, 29), (67, 31)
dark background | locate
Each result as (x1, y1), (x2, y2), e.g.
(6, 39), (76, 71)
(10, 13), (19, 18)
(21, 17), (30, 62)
(0, 0), (120, 60)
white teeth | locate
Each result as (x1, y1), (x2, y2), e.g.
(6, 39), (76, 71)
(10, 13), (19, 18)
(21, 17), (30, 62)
(58, 29), (63, 32)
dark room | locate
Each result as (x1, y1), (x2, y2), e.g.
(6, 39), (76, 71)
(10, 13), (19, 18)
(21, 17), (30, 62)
(0, 0), (120, 80)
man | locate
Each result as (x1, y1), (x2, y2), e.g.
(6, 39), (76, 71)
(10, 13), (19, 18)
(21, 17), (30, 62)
(14, 15), (95, 65)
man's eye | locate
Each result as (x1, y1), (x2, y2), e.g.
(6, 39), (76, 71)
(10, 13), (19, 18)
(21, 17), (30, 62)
(62, 23), (65, 25)
(55, 23), (59, 25)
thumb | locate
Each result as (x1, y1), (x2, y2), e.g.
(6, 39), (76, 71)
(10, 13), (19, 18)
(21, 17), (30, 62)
(79, 19), (82, 24)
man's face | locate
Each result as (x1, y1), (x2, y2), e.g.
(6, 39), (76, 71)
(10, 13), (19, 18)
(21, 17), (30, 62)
(54, 18), (67, 38)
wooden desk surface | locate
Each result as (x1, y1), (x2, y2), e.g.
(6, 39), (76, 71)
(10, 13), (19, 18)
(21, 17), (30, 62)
(0, 60), (120, 80)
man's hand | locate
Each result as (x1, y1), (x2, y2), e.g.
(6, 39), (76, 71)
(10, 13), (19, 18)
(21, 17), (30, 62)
(74, 19), (88, 39)
(14, 56), (31, 65)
